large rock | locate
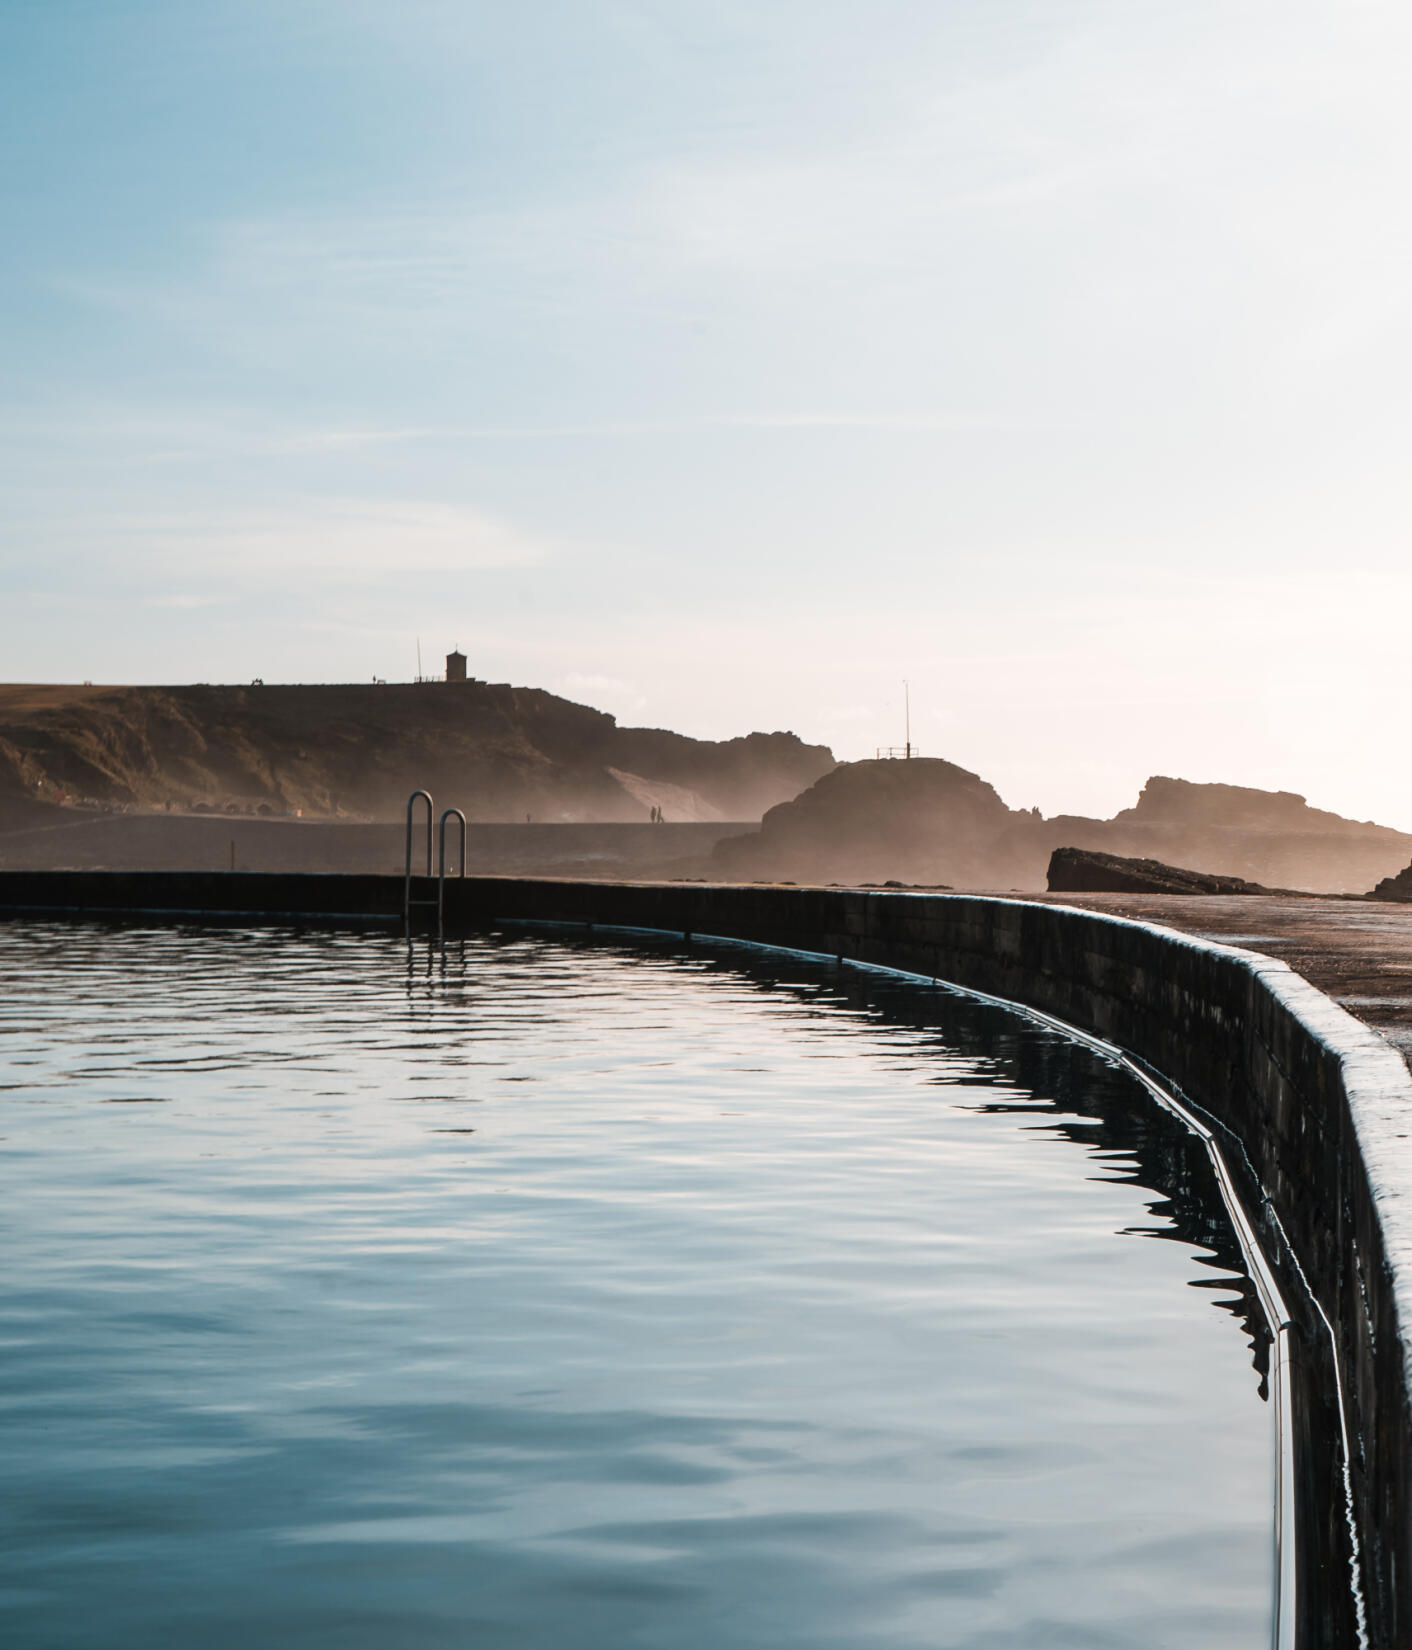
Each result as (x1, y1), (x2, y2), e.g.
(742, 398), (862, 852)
(713, 758), (1048, 887)
(1371, 863), (1412, 902)
(1046, 846), (1295, 896)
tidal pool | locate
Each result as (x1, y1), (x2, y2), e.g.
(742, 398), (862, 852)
(0, 924), (1273, 1648)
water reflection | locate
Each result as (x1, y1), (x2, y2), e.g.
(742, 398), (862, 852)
(595, 934), (1271, 1388)
(0, 921), (1273, 1650)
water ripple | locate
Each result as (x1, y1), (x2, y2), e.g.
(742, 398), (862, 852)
(0, 923), (1271, 1648)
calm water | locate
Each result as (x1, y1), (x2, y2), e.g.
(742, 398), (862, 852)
(0, 924), (1273, 1648)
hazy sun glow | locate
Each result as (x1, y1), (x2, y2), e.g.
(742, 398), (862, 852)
(3, 0), (1410, 823)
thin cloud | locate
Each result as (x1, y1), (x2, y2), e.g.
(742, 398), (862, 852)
(712, 412), (1030, 432)
(274, 412), (1019, 449)
(42, 499), (555, 586)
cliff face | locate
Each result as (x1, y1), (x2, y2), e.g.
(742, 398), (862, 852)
(713, 764), (1412, 894)
(0, 682), (835, 825)
(1115, 776), (1399, 837)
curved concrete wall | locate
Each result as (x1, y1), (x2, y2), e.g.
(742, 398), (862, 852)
(1, 868), (1409, 1642)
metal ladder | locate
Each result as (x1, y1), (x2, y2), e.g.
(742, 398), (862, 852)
(404, 791), (468, 939)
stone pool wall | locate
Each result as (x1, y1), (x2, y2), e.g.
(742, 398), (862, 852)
(1, 867), (1408, 1643)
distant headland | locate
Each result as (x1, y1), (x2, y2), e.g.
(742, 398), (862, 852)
(2, 679), (1409, 895)
(0, 676), (833, 829)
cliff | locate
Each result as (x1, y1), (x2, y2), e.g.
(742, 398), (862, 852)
(1051, 777), (1412, 894)
(0, 681), (834, 826)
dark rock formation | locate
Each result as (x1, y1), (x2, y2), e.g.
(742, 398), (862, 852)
(713, 763), (1412, 894)
(1052, 777), (1412, 894)
(1370, 863), (1412, 902)
(1114, 775), (1380, 835)
(712, 758), (1048, 888)
(1047, 846), (1298, 896)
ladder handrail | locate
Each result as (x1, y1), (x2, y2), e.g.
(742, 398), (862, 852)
(404, 790), (434, 931)
(438, 808), (468, 937)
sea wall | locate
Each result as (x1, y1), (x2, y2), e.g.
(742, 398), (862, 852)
(0, 817), (751, 876)
(1, 869), (1409, 1642)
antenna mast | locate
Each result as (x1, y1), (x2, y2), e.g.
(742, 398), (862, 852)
(875, 681), (919, 761)
(416, 636), (423, 682)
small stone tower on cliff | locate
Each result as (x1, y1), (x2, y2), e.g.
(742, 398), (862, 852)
(445, 649), (467, 684)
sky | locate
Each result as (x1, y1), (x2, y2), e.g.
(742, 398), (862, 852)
(3, 0), (1412, 825)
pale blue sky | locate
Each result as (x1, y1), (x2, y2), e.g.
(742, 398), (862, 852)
(4, 1), (1411, 823)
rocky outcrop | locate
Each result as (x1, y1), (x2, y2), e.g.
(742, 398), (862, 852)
(714, 763), (1412, 894)
(1371, 863), (1412, 902)
(1047, 846), (1298, 896)
(712, 758), (1048, 887)
(1055, 777), (1412, 894)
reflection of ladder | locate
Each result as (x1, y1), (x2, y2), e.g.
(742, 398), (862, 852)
(404, 791), (468, 938)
